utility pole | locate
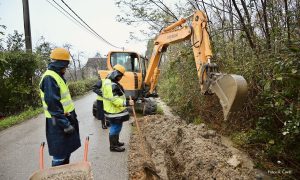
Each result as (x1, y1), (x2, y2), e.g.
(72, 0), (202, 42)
(22, 0), (32, 52)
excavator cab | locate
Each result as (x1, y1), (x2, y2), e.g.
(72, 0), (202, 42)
(95, 51), (157, 116)
(98, 51), (145, 100)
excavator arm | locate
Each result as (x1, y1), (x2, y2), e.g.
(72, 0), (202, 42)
(144, 10), (248, 120)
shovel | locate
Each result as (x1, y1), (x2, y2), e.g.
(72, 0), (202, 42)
(130, 96), (160, 179)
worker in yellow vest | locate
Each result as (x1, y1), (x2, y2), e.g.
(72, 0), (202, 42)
(39, 48), (81, 166)
(102, 64), (134, 152)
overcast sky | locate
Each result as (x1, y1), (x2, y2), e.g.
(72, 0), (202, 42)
(0, 0), (148, 64)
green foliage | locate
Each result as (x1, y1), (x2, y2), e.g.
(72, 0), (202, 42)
(193, 117), (203, 125)
(156, 105), (164, 115)
(0, 51), (41, 115)
(0, 24), (6, 35)
(68, 78), (97, 97)
(0, 32), (50, 116)
(158, 44), (221, 123)
(0, 107), (43, 130)
(6, 30), (25, 51)
(247, 42), (300, 162)
(231, 131), (251, 147)
(0, 25), (7, 51)
(68, 81), (86, 97)
(35, 36), (53, 76)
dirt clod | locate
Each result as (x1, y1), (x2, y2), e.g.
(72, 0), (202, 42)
(227, 155), (241, 168)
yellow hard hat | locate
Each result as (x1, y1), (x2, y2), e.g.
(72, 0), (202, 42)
(113, 64), (125, 75)
(50, 48), (70, 61)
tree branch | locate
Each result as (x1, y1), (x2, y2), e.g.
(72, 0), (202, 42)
(232, 0), (256, 50)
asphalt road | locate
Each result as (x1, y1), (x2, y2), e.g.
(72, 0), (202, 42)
(0, 93), (131, 180)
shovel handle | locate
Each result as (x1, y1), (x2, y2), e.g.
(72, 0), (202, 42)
(129, 96), (137, 122)
(39, 142), (45, 170)
(129, 96), (147, 157)
(84, 136), (89, 162)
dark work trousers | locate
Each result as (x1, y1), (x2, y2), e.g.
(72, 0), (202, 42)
(97, 100), (105, 121)
(52, 154), (71, 166)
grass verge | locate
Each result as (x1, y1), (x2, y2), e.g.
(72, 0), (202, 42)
(0, 107), (43, 131)
(156, 104), (164, 115)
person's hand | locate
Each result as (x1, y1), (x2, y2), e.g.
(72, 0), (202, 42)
(64, 125), (75, 134)
(129, 100), (134, 106)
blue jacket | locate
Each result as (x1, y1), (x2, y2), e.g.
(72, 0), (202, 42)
(40, 62), (81, 157)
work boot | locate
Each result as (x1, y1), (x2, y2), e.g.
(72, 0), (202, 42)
(105, 119), (110, 127)
(101, 119), (107, 129)
(109, 135), (125, 152)
(116, 134), (125, 147)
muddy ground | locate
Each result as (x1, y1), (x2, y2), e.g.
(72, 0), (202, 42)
(128, 105), (268, 180)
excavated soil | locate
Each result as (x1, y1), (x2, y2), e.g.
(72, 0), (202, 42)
(40, 170), (92, 180)
(128, 113), (265, 180)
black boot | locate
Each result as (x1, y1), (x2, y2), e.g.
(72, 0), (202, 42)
(101, 119), (107, 129)
(116, 134), (125, 147)
(109, 135), (125, 152)
(105, 119), (110, 127)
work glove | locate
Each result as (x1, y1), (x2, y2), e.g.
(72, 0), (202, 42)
(129, 99), (134, 106)
(125, 99), (135, 106)
(64, 125), (75, 134)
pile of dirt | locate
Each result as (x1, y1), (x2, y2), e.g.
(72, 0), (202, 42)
(40, 170), (92, 180)
(128, 114), (264, 180)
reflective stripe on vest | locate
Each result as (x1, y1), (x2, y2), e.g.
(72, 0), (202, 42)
(39, 70), (75, 118)
(102, 79), (126, 115)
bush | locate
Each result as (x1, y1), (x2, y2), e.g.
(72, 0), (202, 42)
(0, 51), (41, 115)
(158, 45), (222, 124)
(68, 78), (97, 97)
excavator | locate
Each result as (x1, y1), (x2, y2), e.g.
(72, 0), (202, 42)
(93, 10), (248, 120)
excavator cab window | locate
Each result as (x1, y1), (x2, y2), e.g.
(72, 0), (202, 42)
(140, 56), (147, 78)
(110, 52), (140, 73)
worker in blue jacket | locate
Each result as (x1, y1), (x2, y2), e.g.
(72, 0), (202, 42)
(39, 48), (81, 166)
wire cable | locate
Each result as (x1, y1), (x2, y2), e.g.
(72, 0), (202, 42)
(46, 0), (98, 38)
(149, 0), (178, 21)
(156, 0), (178, 20)
(60, 0), (123, 49)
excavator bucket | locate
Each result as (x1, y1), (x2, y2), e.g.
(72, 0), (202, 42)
(210, 74), (248, 120)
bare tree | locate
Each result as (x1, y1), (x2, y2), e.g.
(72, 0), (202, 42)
(63, 44), (77, 81)
(284, 0), (291, 43)
(76, 51), (85, 80)
(232, 0), (256, 51)
(229, 0), (236, 60)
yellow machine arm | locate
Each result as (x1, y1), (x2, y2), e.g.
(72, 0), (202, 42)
(144, 10), (248, 120)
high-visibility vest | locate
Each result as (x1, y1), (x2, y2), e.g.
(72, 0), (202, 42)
(40, 70), (75, 118)
(102, 79), (127, 115)
(96, 79), (104, 101)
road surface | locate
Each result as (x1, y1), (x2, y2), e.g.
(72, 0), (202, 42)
(0, 93), (131, 180)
